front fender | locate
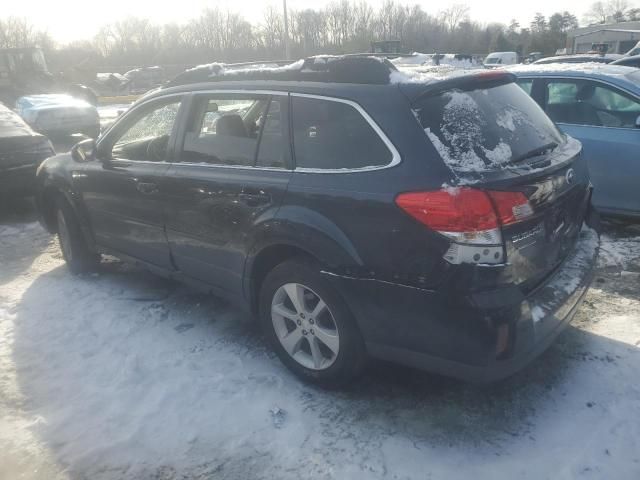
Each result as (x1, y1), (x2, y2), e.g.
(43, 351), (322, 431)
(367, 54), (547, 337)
(36, 155), (94, 247)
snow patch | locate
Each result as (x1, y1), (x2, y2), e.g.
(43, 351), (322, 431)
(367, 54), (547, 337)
(531, 306), (546, 323)
(482, 141), (512, 165)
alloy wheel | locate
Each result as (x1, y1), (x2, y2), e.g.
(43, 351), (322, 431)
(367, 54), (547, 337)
(271, 283), (340, 370)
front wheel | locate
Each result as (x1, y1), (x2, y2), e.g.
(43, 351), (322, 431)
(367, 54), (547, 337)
(56, 199), (99, 274)
(259, 258), (367, 387)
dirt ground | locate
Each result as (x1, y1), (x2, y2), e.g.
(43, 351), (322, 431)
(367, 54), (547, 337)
(1, 196), (639, 480)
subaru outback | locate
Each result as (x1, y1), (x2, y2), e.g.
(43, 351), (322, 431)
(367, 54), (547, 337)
(35, 56), (599, 386)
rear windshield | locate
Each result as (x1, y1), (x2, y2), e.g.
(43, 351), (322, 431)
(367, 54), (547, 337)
(413, 82), (564, 172)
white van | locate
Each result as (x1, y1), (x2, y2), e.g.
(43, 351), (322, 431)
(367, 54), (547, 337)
(483, 52), (518, 67)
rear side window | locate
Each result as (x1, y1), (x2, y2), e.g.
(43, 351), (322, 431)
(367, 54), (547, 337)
(546, 79), (640, 128)
(256, 99), (287, 168)
(413, 82), (564, 172)
(291, 96), (392, 170)
(516, 79), (533, 95)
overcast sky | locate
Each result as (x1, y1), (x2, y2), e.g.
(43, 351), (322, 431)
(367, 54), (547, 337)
(4, 0), (598, 43)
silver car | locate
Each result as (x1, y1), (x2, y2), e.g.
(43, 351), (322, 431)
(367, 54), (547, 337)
(15, 94), (100, 138)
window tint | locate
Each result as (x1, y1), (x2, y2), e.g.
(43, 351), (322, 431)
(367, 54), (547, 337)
(547, 82), (578, 105)
(516, 79), (533, 95)
(182, 96), (269, 166)
(112, 99), (181, 162)
(413, 82), (564, 172)
(256, 99), (288, 168)
(291, 96), (392, 170)
(546, 79), (640, 128)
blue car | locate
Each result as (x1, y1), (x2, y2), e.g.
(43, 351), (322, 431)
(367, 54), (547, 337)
(510, 64), (640, 220)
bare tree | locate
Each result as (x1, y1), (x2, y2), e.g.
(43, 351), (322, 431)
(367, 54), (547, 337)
(584, 1), (609, 24)
(440, 4), (470, 32)
(0, 17), (52, 49)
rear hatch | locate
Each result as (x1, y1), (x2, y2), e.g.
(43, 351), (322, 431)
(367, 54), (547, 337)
(405, 72), (591, 290)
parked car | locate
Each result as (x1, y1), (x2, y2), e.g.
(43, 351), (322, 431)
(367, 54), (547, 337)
(483, 51), (518, 67)
(15, 94), (100, 139)
(124, 66), (165, 93)
(0, 103), (54, 196)
(510, 64), (640, 220)
(533, 54), (623, 65)
(611, 55), (640, 68)
(35, 56), (598, 386)
(625, 41), (640, 57)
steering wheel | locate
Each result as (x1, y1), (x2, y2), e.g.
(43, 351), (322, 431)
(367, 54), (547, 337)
(146, 135), (169, 162)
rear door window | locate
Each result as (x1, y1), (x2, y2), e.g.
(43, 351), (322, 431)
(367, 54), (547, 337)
(291, 96), (393, 170)
(413, 82), (564, 172)
(182, 95), (269, 166)
(546, 79), (640, 128)
(516, 79), (533, 95)
(256, 98), (288, 168)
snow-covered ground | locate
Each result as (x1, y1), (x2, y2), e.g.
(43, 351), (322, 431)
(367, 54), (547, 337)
(1, 199), (639, 480)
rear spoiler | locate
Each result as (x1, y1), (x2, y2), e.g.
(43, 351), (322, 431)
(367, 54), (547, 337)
(399, 70), (517, 103)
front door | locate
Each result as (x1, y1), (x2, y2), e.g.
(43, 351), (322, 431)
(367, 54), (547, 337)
(164, 92), (292, 297)
(81, 96), (185, 268)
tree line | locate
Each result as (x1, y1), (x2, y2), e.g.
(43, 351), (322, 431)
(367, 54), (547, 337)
(1, 0), (639, 73)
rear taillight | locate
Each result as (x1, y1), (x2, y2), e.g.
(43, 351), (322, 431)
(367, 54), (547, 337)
(395, 187), (533, 265)
(486, 190), (533, 225)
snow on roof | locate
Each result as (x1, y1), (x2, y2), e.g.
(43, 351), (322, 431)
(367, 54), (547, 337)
(390, 64), (484, 84)
(507, 62), (639, 78)
(184, 59), (305, 78)
(574, 28), (640, 36)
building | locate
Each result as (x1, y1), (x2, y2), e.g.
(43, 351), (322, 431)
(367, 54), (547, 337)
(566, 21), (640, 54)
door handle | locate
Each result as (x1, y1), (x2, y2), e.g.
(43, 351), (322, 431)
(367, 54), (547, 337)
(136, 182), (159, 195)
(238, 190), (271, 206)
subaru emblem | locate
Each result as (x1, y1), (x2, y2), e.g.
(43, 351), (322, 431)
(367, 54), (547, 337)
(565, 168), (575, 185)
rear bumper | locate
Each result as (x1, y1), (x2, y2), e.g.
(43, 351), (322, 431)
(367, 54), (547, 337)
(325, 227), (599, 382)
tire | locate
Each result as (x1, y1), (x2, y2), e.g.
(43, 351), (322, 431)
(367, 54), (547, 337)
(259, 257), (367, 387)
(56, 198), (99, 274)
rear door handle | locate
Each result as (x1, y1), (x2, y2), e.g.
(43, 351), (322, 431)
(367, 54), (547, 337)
(136, 182), (159, 195)
(238, 190), (271, 206)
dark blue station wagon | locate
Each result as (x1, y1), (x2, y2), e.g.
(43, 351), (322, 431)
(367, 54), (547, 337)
(35, 57), (599, 386)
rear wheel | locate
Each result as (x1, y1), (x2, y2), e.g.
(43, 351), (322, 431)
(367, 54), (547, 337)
(56, 199), (99, 274)
(259, 258), (367, 386)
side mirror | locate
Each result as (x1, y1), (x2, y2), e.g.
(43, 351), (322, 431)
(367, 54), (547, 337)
(71, 138), (96, 163)
(636, 115), (640, 128)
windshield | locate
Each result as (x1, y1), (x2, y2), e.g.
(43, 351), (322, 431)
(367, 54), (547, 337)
(484, 56), (500, 64)
(413, 82), (565, 172)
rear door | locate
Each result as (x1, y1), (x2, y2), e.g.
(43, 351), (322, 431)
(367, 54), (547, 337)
(164, 91), (292, 297)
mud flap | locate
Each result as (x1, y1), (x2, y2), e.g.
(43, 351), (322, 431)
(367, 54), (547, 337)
(585, 187), (602, 234)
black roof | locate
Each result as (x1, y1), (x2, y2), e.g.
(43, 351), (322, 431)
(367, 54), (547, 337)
(150, 55), (517, 106)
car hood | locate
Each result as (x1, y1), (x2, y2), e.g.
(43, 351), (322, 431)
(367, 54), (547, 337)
(20, 94), (94, 110)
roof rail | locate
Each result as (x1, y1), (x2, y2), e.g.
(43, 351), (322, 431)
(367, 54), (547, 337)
(166, 55), (398, 87)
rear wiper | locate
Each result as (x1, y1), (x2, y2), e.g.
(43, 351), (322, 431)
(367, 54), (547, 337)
(512, 142), (559, 164)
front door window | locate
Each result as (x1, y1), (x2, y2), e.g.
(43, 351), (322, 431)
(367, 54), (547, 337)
(111, 100), (182, 162)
